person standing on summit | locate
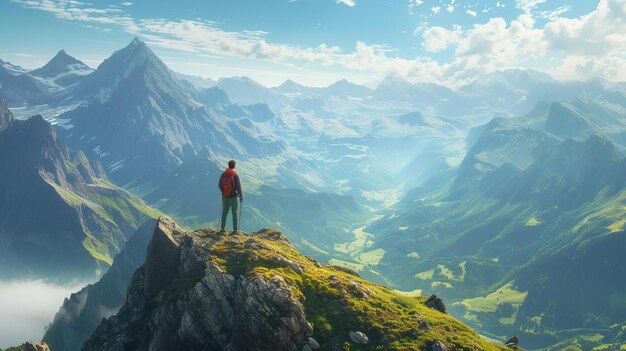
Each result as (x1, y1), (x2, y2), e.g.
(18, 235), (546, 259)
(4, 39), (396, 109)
(219, 160), (244, 233)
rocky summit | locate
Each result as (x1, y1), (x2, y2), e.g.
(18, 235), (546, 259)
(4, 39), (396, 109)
(83, 217), (504, 351)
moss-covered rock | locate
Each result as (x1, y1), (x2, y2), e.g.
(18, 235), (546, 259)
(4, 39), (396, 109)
(84, 217), (506, 351)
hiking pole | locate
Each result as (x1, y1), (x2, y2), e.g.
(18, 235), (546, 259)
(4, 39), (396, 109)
(218, 199), (223, 230)
(238, 197), (243, 233)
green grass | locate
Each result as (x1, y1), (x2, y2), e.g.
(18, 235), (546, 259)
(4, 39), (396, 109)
(581, 334), (605, 343)
(301, 239), (329, 255)
(329, 258), (365, 272)
(431, 281), (453, 289)
(334, 226), (373, 254)
(44, 176), (163, 267)
(394, 289), (423, 297)
(415, 269), (435, 280)
(82, 235), (114, 265)
(1, 345), (25, 351)
(526, 217), (543, 226)
(357, 248), (385, 265)
(187, 226), (507, 351)
(498, 317), (515, 325)
(572, 188), (626, 235)
(461, 281), (528, 313)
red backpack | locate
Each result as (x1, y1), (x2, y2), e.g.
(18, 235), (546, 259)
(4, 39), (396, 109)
(220, 172), (235, 197)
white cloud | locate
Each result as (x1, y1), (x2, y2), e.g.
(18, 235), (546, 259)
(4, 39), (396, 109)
(496, 1), (505, 8)
(0, 280), (87, 349)
(539, 5), (571, 21)
(121, 1), (132, 6)
(419, 0), (626, 84)
(516, 0), (546, 13)
(11, 0), (626, 87)
(408, 0), (423, 14)
(423, 25), (462, 52)
(336, 0), (355, 7)
(447, 4), (455, 13)
(544, 0), (626, 57)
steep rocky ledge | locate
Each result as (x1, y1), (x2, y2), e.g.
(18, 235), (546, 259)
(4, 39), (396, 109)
(83, 217), (505, 351)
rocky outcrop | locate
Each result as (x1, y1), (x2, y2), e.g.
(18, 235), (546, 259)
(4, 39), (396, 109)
(23, 342), (51, 351)
(83, 218), (312, 351)
(431, 340), (451, 351)
(425, 295), (447, 314)
(83, 217), (504, 351)
(505, 336), (519, 346)
(504, 336), (526, 350)
(348, 331), (369, 344)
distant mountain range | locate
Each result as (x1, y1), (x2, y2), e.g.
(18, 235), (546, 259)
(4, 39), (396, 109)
(2, 38), (626, 350)
(363, 99), (626, 349)
(0, 40), (372, 269)
(0, 98), (158, 282)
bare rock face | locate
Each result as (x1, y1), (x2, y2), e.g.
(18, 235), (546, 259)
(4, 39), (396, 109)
(23, 342), (52, 351)
(431, 340), (451, 351)
(83, 217), (313, 351)
(348, 331), (369, 344)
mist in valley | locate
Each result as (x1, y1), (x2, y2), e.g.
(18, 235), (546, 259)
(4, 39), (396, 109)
(0, 279), (88, 348)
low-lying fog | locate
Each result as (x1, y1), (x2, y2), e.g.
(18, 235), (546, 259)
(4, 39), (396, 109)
(0, 279), (88, 348)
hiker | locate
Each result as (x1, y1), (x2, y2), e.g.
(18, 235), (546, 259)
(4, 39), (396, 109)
(218, 159), (244, 233)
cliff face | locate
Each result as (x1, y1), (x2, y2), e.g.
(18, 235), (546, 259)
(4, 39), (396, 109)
(43, 220), (157, 351)
(84, 217), (504, 351)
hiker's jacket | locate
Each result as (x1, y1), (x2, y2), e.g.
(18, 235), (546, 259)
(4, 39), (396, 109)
(218, 168), (243, 197)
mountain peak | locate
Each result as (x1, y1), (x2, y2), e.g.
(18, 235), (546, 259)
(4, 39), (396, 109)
(275, 79), (307, 93)
(30, 49), (92, 80)
(129, 37), (148, 50)
(279, 79), (303, 88)
(322, 78), (371, 96)
(116, 37), (152, 59)
(77, 37), (189, 103)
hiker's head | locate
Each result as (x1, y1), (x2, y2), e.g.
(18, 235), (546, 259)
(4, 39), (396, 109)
(228, 160), (236, 169)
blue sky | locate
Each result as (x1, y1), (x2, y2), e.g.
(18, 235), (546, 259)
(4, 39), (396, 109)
(0, 0), (623, 87)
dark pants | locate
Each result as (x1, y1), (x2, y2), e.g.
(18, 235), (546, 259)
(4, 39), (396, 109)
(220, 196), (239, 232)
